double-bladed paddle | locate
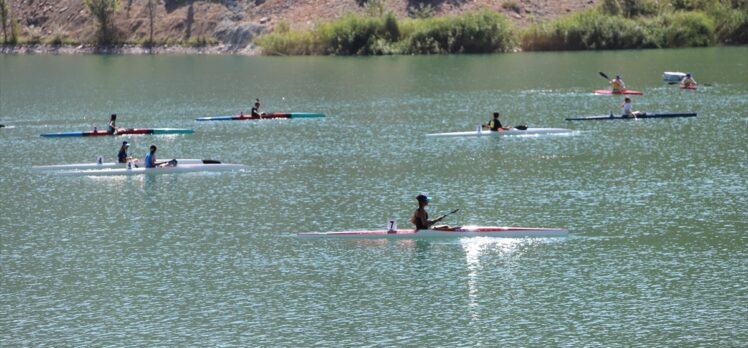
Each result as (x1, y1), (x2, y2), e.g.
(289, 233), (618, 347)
(433, 209), (460, 223)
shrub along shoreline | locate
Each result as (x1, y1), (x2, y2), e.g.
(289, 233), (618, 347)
(258, 0), (747, 55)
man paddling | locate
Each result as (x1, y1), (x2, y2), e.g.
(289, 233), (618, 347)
(622, 97), (641, 118)
(144, 145), (176, 168)
(483, 112), (510, 131)
(251, 98), (265, 118)
(680, 73), (697, 89)
(411, 194), (446, 230)
(610, 75), (626, 93)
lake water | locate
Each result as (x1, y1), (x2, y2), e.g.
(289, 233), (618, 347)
(1, 47), (747, 346)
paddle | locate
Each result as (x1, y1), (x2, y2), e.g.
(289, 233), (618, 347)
(433, 209), (460, 223)
(599, 71), (610, 80)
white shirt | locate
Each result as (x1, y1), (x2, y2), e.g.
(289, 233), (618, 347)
(622, 102), (632, 115)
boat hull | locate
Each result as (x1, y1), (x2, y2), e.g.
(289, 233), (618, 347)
(56, 163), (247, 176)
(565, 112), (697, 121)
(33, 159), (206, 171)
(593, 89), (643, 95)
(426, 128), (574, 137)
(196, 112), (325, 121)
(41, 128), (194, 137)
(298, 225), (568, 239)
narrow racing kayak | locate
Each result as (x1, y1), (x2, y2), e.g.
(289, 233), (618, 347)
(33, 158), (206, 171)
(41, 128), (194, 137)
(55, 161), (248, 176)
(298, 225), (568, 239)
(427, 126), (575, 137)
(196, 112), (325, 121)
(593, 89), (643, 96)
(565, 112), (697, 121)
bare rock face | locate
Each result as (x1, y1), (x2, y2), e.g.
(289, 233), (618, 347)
(214, 22), (265, 48)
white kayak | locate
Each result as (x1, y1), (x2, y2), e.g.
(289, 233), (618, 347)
(33, 158), (205, 171)
(427, 126), (574, 137)
(298, 225), (568, 239)
(54, 162), (247, 176)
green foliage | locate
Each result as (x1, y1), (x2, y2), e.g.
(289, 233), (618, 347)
(409, 3), (435, 19)
(653, 11), (715, 47)
(84, 0), (120, 45)
(522, 9), (653, 50)
(257, 9), (515, 55)
(405, 10), (516, 53)
(0, 0), (9, 43)
(600, 0), (659, 17)
(8, 17), (19, 44)
(364, 0), (387, 17)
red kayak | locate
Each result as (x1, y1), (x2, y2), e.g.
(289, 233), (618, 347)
(594, 89), (643, 96)
(681, 85), (697, 90)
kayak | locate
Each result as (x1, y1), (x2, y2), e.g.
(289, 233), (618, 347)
(41, 128), (194, 137)
(33, 158), (207, 171)
(426, 127), (575, 137)
(55, 162), (248, 176)
(664, 71), (686, 84)
(298, 225), (568, 239)
(681, 84), (697, 90)
(196, 112), (325, 121)
(565, 112), (697, 121)
(593, 89), (643, 96)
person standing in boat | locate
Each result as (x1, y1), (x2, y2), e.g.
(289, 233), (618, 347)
(610, 75), (626, 93)
(622, 97), (641, 118)
(483, 112), (510, 131)
(117, 141), (132, 163)
(680, 73), (697, 89)
(411, 194), (444, 230)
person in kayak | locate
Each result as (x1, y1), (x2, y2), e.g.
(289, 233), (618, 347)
(610, 75), (626, 93)
(107, 114), (124, 134)
(117, 141), (132, 163)
(251, 98), (264, 117)
(622, 97), (641, 118)
(144, 145), (175, 168)
(411, 194), (444, 230)
(680, 73), (697, 89)
(483, 112), (510, 131)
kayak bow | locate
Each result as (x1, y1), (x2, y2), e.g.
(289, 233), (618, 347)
(298, 225), (568, 239)
(196, 112), (325, 121)
(41, 128), (194, 137)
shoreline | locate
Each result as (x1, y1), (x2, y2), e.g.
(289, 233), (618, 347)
(0, 43), (261, 56)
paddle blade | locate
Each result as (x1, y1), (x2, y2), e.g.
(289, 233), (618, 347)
(599, 71), (609, 80)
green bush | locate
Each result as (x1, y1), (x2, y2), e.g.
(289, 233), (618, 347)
(522, 9), (653, 50)
(405, 10), (516, 53)
(654, 11), (715, 47)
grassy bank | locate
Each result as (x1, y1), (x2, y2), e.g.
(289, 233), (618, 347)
(522, 0), (747, 50)
(257, 10), (516, 55)
(258, 0), (747, 55)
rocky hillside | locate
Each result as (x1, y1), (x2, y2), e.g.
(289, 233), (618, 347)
(7, 0), (595, 52)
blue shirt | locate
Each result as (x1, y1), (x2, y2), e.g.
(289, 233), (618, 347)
(144, 152), (156, 168)
(118, 148), (129, 163)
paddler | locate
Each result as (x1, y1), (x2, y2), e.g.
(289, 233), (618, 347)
(483, 112), (510, 131)
(117, 141), (132, 163)
(610, 75), (626, 93)
(251, 98), (264, 117)
(107, 114), (123, 134)
(144, 145), (174, 168)
(411, 194), (444, 230)
(622, 97), (641, 118)
(680, 73), (697, 89)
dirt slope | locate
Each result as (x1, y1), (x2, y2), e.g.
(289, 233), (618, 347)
(7, 0), (595, 51)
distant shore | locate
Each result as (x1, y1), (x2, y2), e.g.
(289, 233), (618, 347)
(0, 43), (259, 56)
